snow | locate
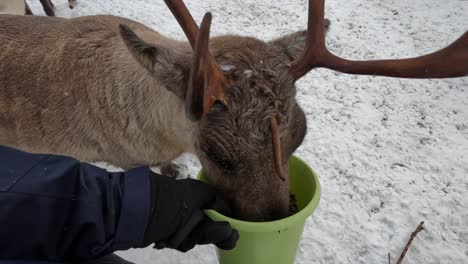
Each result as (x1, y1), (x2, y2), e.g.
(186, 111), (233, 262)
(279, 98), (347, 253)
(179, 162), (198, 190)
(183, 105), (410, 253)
(27, 0), (468, 263)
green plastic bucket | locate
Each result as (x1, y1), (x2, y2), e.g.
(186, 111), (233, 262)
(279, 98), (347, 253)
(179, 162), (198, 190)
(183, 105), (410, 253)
(197, 155), (321, 264)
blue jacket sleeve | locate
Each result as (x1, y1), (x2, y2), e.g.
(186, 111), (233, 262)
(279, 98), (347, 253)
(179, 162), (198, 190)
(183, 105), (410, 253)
(0, 145), (151, 261)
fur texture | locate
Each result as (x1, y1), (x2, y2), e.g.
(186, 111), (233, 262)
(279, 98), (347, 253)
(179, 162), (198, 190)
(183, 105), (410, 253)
(0, 0), (25, 15)
(0, 14), (327, 221)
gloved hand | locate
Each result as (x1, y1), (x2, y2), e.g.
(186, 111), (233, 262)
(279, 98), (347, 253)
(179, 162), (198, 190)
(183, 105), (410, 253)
(142, 172), (239, 252)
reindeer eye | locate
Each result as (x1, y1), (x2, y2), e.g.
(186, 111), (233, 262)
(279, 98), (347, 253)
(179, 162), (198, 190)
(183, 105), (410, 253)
(202, 145), (235, 172)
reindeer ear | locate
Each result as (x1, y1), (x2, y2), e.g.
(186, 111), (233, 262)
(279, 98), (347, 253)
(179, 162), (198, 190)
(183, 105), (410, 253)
(270, 19), (330, 62)
(119, 24), (190, 99)
(120, 24), (158, 71)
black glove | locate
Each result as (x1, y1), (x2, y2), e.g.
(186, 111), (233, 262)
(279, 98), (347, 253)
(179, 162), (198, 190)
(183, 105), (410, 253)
(142, 172), (239, 252)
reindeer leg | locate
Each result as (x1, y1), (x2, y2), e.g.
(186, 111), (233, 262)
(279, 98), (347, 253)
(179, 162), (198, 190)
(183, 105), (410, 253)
(46, 0), (55, 12)
(160, 162), (183, 179)
(25, 2), (33, 15)
(68, 0), (77, 9)
(39, 0), (54, 16)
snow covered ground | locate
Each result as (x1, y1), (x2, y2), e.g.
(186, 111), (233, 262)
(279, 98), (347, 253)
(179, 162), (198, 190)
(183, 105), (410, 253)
(27, 0), (468, 263)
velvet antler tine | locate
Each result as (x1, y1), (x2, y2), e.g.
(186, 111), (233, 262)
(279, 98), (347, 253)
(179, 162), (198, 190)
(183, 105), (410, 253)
(290, 0), (327, 80)
(321, 31), (468, 78)
(271, 116), (287, 182)
(186, 13), (212, 120)
(291, 0), (468, 80)
(164, 0), (229, 120)
(200, 12), (229, 115)
(163, 0), (199, 48)
(204, 56), (229, 115)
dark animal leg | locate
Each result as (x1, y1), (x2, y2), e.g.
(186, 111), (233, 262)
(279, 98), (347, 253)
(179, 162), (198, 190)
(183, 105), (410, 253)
(68, 0), (77, 9)
(160, 162), (183, 179)
(25, 1), (33, 15)
(39, 0), (55, 16)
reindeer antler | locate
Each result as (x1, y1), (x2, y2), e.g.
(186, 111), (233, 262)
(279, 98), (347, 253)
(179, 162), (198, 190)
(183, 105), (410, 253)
(290, 0), (468, 80)
(164, 0), (228, 121)
(271, 116), (287, 181)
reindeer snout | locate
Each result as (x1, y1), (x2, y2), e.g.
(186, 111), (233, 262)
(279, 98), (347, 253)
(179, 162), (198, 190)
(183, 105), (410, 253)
(231, 191), (290, 222)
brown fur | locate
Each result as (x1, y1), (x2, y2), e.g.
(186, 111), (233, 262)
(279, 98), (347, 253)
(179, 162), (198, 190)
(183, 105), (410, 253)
(0, 14), (327, 221)
(0, 0), (25, 15)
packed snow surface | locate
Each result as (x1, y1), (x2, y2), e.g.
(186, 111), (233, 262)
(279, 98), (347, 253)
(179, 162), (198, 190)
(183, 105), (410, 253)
(27, 0), (468, 263)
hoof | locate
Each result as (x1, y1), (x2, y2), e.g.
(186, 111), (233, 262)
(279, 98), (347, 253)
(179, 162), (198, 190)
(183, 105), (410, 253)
(160, 162), (183, 179)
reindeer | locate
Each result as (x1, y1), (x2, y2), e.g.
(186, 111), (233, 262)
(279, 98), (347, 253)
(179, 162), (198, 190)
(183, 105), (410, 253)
(0, 0), (467, 221)
(26, 0), (77, 16)
(26, 0), (55, 16)
(9, 0), (76, 16)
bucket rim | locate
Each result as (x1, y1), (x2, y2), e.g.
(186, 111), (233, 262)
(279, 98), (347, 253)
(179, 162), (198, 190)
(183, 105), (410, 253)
(198, 155), (321, 233)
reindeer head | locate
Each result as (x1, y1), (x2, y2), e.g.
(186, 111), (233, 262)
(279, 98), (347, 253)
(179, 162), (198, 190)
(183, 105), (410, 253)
(121, 0), (467, 221)
(194, 34), (307, 221)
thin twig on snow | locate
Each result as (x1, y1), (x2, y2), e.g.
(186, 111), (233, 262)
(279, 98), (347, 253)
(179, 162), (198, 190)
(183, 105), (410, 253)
(395, 221), (425, 264)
